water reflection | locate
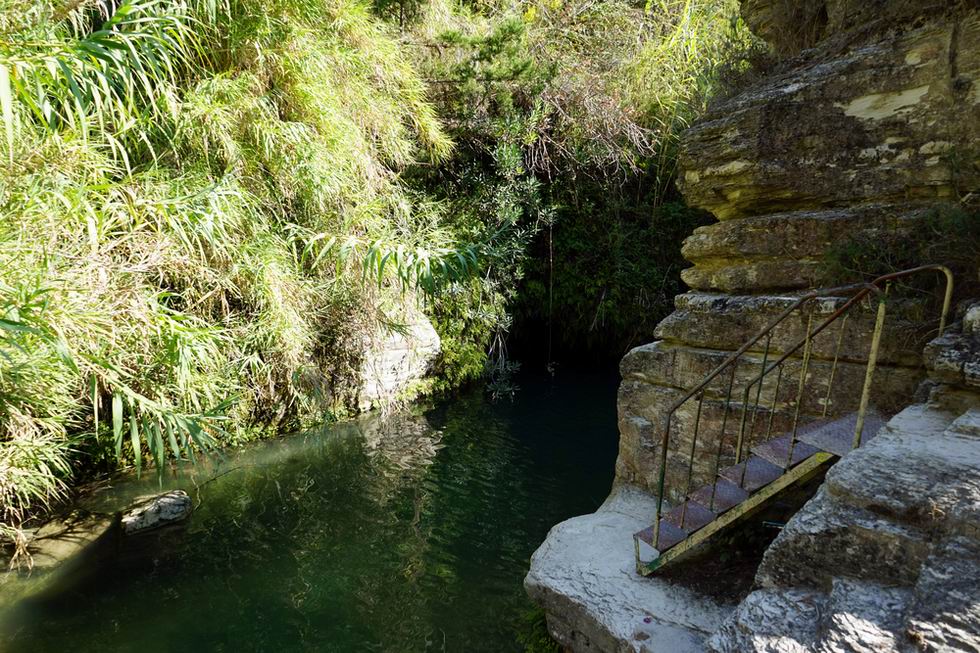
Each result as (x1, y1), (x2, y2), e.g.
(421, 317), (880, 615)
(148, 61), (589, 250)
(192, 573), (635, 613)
(1, 372), (618, 652)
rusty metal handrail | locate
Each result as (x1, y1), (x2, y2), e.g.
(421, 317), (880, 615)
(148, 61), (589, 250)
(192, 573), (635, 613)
(650, 265), (953, 549)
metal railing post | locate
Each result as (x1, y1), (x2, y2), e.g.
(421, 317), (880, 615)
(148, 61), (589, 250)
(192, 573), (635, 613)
(853, 291), (888, 449)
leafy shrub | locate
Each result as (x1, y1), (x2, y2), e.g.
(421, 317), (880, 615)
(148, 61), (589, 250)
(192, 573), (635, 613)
(404, 0), (746, 364)
(826, 205), (980, 303)
(0, 0), (751, 556)
(0, 0), (470, 553)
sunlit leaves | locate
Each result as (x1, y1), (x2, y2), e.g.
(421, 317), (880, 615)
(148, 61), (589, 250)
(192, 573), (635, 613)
(0, 0), (201, 160)
(300, 232), (479, 296)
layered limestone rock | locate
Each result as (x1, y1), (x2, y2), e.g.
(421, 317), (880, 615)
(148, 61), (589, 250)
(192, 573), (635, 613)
(617, 0), (980, 505)
(531, 1), (980, 650)
(524, 487), (733, 653)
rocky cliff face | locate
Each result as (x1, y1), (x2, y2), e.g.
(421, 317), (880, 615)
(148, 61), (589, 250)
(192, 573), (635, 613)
(617, 0), (980, 502)
(524, 2), (980, 651)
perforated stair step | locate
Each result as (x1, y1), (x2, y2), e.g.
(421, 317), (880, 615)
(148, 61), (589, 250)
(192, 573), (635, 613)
(718, 455), (783, 492)
(752, 434), (820, 468)
(690, 479), (750, 513)
(663, 500), (715, 533)
(634, 520), (686, 552)
(634, 500), (718, 552)
(797, 411), (887, 456)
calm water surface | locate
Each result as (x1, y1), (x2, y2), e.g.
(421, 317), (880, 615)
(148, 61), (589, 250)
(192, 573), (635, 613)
(1, 371), (618, 652)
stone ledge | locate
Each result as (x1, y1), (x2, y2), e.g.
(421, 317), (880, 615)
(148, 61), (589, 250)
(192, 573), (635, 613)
(525, 485), (733, 653)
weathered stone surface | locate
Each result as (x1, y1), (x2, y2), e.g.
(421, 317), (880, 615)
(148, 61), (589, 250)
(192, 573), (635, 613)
(755, 486), (932, 590)
(621, 341), (920, 415)
(924, 328), (980, 390)
(965, 303), (980, 338)
(657, 293), (932, 367)
(708, 578), (915, 653)
(824, 404), (980, 538)
(357, 301), (440, 410)
(525, 486), (733, 653)
(741, 0), (967, 57)
(818, 578), (912, 653)
(707, 588), (826, 653)
(679, 206), (920, 293)
(907, 536), (980, 651)
(121, 490), (193, 535)
(678, 12), (980, 222)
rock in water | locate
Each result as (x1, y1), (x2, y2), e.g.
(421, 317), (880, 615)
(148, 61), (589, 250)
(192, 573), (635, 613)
(121, 490), (193, 535)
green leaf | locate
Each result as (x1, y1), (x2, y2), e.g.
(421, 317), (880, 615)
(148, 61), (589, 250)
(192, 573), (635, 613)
(0, 63), (13, 164)
(90, 376), (99, 434)
(112, 392), (124, 460)
(130, 411), (141, 475)
(164, 418), (181, 462)
(0, 317), (40, 334)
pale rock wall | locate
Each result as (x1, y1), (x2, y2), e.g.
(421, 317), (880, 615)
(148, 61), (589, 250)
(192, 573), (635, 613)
(616, 0), (980, 503)
(357, 300), (441, 411)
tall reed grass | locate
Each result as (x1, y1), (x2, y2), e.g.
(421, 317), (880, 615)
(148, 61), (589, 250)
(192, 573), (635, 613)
(0, 0), (471, 558)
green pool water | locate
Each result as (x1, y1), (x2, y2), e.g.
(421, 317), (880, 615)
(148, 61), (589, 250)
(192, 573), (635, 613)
(1, 371), (618, 652)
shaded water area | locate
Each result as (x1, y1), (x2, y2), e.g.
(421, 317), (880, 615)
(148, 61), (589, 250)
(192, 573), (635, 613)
(1, 370), (619, 652)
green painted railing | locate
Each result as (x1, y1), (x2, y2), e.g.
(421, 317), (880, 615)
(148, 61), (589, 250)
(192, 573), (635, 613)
(649, 265), (954, 550)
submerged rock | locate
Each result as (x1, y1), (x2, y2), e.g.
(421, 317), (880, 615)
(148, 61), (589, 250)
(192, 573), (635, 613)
(121, 490), (193, 535)
(19, 512), (116, 572)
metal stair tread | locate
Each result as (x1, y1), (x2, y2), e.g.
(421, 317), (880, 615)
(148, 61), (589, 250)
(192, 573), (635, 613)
(718, 455), (783, 492)
(690, 478), (750, 513)
(663, 500), (715, 534)
(797, 411), (888, 456)
(751, 433), (820, 468)
(634, 520), (686, 552)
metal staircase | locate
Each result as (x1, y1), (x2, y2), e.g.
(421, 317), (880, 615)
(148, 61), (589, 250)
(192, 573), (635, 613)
(634, 266), (955, 575)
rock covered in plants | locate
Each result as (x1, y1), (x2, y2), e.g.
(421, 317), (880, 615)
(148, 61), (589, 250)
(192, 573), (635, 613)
(357, 303), (441, 411)
(121, 491), (193, 535)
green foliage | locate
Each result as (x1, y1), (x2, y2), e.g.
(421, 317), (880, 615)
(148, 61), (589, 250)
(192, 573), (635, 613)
(0, 0), (748, 555)
(516, 607), (561, 653)
(825, 205), (980, 301)
(0, 0), (474, 552)
(406, 0), (744, 363)
(516, 199), (713, 357)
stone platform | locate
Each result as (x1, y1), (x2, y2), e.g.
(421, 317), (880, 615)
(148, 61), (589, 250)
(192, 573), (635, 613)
(525, 486), (733, 652)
